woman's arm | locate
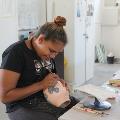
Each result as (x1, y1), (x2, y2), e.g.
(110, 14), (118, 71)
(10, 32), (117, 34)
(0, 69), (58, 104)
(0, 69), (43, 104)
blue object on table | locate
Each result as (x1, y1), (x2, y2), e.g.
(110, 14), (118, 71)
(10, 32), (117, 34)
(83, 97), (111, 111)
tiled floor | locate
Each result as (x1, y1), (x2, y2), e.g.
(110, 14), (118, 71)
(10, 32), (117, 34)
(0, 102), (9, 120)
(86, 63), (120, 86)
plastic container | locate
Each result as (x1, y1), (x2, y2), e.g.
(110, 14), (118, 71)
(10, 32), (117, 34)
(107, 56), (114, 64)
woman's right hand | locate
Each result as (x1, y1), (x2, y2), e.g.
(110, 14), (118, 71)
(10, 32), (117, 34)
(0, 70), (59, 103)
(40, 73), (59, 90)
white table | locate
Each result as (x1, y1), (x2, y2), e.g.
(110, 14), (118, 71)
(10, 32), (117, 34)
(59, 83), (120, 120)
(59, 100), (120, 120)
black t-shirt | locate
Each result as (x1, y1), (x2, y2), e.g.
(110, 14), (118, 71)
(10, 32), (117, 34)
(0, 41), (59, 113)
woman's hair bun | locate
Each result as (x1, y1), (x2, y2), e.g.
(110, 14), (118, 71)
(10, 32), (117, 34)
(54, 16), (66, 27)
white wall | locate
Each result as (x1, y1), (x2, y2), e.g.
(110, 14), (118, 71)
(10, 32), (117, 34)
(94, 0), (104, 44)
(94, 0), (120, 58)
(18, 0), (46, 29)
(100, 0), (120, 58)
(101, 26), (120, 58)
(104, 0), (115, 6)
(0, 1), (18, 64)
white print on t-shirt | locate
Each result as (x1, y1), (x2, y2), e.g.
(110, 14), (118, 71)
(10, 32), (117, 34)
(34, 60), (42, 73)
(33, 59), (54, 74)
(41, 60), (53, 72)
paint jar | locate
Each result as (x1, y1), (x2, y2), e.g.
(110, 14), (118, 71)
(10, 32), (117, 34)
(107, 56), (114, 64)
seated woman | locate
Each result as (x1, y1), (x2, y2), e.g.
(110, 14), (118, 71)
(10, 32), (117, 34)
(0, 16), (79, 120)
